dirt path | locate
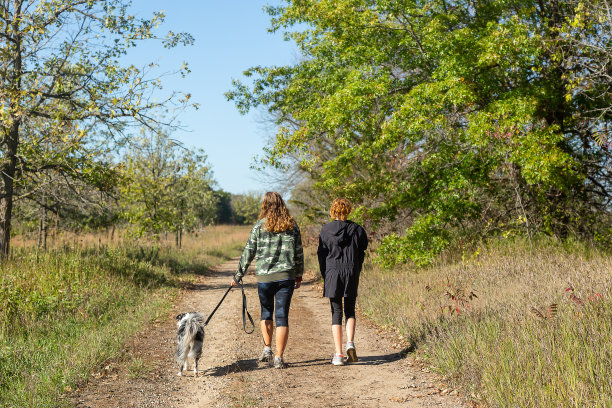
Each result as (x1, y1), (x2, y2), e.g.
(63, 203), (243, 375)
(73, 259), (470, 408)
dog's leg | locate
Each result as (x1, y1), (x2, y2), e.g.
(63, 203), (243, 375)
(177, 358), (187, 377)
(194, 359), (199, 377)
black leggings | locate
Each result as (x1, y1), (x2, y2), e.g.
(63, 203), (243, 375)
(330, 296), (356, 325)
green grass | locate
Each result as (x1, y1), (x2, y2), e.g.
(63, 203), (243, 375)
(0, 225), (249, 408)
(126, 357), (154, 379)
(340, 237), (611, 408)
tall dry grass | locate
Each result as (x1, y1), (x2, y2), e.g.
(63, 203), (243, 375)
(355, 238), (611, 407)
(12, 224), (250, 253)
(0, 225), (250, 408)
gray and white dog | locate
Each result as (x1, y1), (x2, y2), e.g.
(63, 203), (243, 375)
(175, 312), (205, 376)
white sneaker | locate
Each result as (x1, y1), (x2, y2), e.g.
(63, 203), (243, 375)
(258, 347), (273, 364)
(331, 353), (345, 366)
(346, 342), (358, 362)
(273, 356), (288, 369)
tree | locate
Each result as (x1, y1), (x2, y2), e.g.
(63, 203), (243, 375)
(169, 147), (218, 247)
(213, 189), (233, 224)
(228, 0), (612, 266)
(0, 0), (195, 255)
(13, 165), (120, 248)
(13, 118), (121, 248)
(231, 191), (261, 225)
(119, 131), (217, 245)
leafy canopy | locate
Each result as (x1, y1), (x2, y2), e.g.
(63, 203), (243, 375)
(228, 0), (611, 266)
(119, 131), (217, 237)
(0, 0), (196, 253)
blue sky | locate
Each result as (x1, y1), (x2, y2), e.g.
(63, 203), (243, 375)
(131, 1), (298, 194)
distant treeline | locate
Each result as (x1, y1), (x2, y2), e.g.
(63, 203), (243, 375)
(13, 131), (261, 249)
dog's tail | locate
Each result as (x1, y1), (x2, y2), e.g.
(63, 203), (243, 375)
(176, 313), (205, 363)
(185, 313), (205, 343)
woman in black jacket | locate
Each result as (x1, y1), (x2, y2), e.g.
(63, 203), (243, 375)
(317, 198), (368, 366)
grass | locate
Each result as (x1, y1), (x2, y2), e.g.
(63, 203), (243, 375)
(126, 357), (154, 379)
(0, 225), (250, 408)
(352, 237), (612, 408)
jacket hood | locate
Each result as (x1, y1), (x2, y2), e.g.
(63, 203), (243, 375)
(323, 220), (354, 247)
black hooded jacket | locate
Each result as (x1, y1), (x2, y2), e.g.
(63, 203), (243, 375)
(317, 220), (368, 279)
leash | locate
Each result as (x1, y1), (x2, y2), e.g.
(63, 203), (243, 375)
(238, 280), (255, 334)
(204, 280), (254, 334)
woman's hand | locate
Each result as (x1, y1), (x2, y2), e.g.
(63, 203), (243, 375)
(231, 279), (238, 287)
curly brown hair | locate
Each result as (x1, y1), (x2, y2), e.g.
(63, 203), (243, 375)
(330, 198), (353, 221)
(259, 192), (295, 233)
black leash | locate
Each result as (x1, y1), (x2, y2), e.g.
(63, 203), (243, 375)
(204, 280), (254, 334)
(238, 280), (255, 334)
(203, 286), (232, 326)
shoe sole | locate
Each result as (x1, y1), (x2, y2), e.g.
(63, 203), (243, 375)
(346, 348), (358, 363)
(331, 355), (345, 366)
(258, 355), (273, 365)
(274, 359), (288, 369)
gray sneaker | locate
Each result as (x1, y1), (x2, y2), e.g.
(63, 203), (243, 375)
(346, 342), (358, 363)
(258, 347), (273, 364)
(331, 353), (345, 366)
(273, 356), (287, 369)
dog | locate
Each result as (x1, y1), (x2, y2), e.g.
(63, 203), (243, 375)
(175, 312), (205, 376)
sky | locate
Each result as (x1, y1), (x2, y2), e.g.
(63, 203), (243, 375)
(130, 1), (299, 194)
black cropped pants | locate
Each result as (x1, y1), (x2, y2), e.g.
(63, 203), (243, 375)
(329, 296), (356, 325)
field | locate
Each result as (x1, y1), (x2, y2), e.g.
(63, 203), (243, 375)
(353, 238), (612, 408)
(4, 226), (610, 408)
(0, 225), (250, 408)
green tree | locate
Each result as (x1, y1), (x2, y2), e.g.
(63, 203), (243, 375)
(0, 0), (195, 255)
(13, 118), (121, 248)
(228, 0), (612, 266)
(213, 189), (233, 224)
(119, 131), (217, 245)
(170, 149), (218, 247)
(13, 165), (120, 249)
(232, 191), (261, 224)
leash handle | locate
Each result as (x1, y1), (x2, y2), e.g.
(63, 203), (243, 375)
(204, 285), (232, 326)
(238, 280), (255, 334)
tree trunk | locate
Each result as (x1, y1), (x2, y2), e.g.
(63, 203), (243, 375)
(0, 193), (14, 256)
(38, 194), (48, 250)
(0, 2), (24, 258)
(0, 130), (19, 257)
(53, 209), (59, 244)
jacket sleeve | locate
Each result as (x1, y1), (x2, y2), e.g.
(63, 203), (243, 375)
(294, 226), (304, 278)
(317, 235), (328, 277)
(357, 225), (368, 252)
(234, 224), (258, 282)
